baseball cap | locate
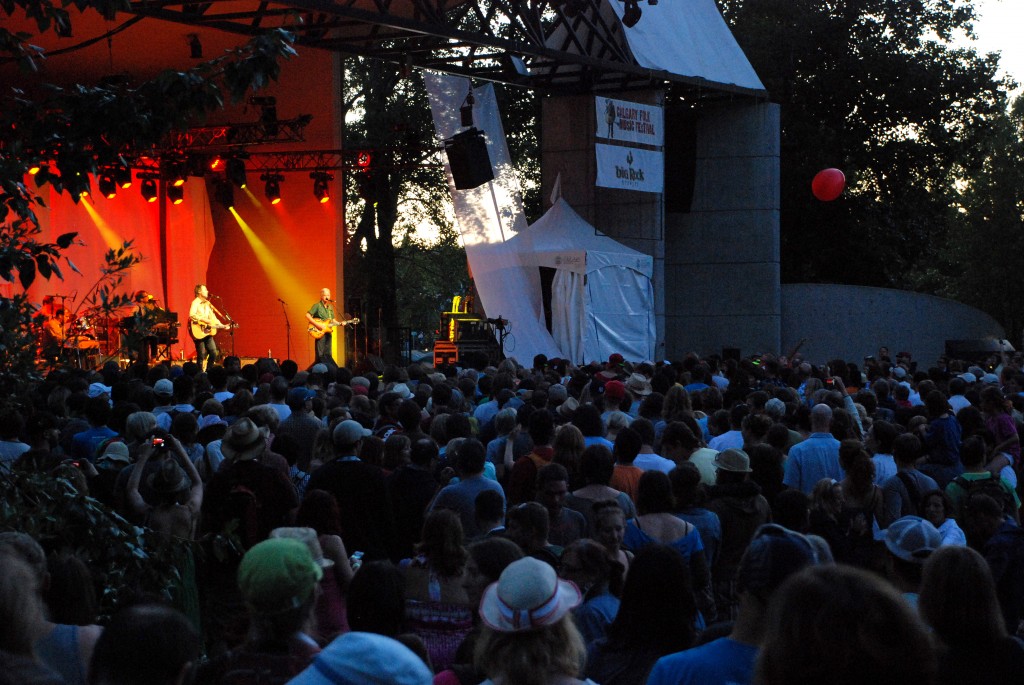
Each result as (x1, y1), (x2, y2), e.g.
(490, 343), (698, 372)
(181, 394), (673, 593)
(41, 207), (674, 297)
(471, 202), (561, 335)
(884, 516), (941, 563)
(238, 538), (323, 615)
(603, 380), (626, 400)
(153, 378), (174, 397)
(735, 523), (822, 601)
(289, 632), (432, 685)
(287, 387), (315, 406)
(333, 419), (371, 446)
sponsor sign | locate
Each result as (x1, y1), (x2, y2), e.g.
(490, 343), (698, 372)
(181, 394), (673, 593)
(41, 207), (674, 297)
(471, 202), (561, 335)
(595, 144), (664, 193)
(596, 97), (664, 146)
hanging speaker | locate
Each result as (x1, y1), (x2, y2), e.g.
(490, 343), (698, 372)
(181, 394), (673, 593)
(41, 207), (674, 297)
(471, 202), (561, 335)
(445, 128), (494, 190)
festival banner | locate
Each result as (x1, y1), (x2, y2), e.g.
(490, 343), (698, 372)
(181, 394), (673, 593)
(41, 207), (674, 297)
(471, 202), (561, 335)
(595, 97), (664, 146)
(595, 144), (664, 193)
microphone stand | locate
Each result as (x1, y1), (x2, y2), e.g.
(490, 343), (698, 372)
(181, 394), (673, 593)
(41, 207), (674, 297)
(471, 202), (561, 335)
(280, 300), (291, 361)
(207, 298), (236, 357)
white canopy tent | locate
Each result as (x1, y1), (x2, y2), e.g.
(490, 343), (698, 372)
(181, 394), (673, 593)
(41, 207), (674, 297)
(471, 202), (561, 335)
(504, 198), (656, 363)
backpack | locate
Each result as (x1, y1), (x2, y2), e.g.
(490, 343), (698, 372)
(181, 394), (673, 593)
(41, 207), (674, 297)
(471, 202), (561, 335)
(226, 482), (264, 551)
(955, 473), (1016, 518)
(896, 471), (924, 515)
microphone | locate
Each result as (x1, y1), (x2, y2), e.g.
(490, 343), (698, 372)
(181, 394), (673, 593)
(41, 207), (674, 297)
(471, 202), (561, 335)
(278, 298), (287, 305)
(211, 294), (222, 300)
(325, 298), (336, 303)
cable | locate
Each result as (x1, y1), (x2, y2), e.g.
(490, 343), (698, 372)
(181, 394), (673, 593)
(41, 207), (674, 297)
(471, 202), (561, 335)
(0, 16), (144, 64)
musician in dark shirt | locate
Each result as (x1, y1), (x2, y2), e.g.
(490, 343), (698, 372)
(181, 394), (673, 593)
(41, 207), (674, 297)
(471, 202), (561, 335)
(305, 288), (343, 367)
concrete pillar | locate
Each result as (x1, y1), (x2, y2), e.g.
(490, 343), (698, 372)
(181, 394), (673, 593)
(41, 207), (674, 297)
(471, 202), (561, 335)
(540, 91), (666, 360)
(664, 102), (781, 357)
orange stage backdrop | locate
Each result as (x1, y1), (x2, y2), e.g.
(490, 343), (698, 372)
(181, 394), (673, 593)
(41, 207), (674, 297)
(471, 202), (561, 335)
(4, 44), (345, 369)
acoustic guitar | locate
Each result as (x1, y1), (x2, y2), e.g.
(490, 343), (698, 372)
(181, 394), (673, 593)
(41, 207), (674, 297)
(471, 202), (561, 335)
(307, 317), (359, 340)
(189, 318), (237, 340)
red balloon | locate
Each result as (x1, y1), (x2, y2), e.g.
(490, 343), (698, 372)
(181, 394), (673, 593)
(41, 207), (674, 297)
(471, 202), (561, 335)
(812, 168), (846, 201)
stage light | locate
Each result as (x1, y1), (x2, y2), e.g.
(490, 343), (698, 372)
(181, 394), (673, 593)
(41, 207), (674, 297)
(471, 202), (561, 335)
(98, 173), (117, 199)
(621, 0), (642, 27)
(210, 156), (224, 172)
(141, 179), (158, 203)
(28, 164), (41, 175)
(170, 161), (187, 187)
(261, 173), (283, 205)
(114, 163), (132, 188)
(167, 184), (184, 205)
(213, 179), (234, 210)
(311, 171), (332, 203)
(356, 151), (372, 168)
(227, 157), (247, 189)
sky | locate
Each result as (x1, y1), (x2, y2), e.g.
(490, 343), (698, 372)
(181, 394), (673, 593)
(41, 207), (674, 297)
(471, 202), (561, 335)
(971, 0), (1024, 92)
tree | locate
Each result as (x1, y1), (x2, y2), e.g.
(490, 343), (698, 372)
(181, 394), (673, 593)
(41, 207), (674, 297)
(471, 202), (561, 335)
(342, 57), (544, 350)
(0, 2), (295, 392)
(342, 58), (462, 338)
(920, 96), (1024, 338)
(715, 0), (1009, 288)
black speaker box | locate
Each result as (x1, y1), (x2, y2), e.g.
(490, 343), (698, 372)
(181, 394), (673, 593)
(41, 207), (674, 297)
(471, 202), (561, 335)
(445, 128), (494, 190)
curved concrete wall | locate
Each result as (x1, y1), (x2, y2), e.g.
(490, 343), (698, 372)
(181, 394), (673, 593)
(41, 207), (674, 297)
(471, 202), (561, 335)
(781, 284), (1005, 365)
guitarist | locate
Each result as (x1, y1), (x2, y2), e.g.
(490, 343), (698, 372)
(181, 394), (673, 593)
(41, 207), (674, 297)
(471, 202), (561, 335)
(305, 287), (344, 367)
(189, 284), (230, 371)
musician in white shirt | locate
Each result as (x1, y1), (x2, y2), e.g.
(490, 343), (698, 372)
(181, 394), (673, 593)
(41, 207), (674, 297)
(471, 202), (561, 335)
(188, 284), (229, 371)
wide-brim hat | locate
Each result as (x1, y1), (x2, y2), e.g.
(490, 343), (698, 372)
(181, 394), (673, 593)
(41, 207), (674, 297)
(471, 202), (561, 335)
(221, 417), (268, 461)
(98, 441), (130, 465)
(625, 373), (652, 397)
(270, 527), (334, 569)
(557, 396), (580, 420)
(715, 448), (752, 473)
(479, 557), (581, 632)
(147, 459), (189, 494)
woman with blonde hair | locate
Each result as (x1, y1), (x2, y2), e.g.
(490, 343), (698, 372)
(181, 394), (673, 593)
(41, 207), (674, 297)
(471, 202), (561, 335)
(401, 508), (474, 672)
(475, 557), (594, 685)
(552, 423), (585, 490)
(837, 439), (884, 567)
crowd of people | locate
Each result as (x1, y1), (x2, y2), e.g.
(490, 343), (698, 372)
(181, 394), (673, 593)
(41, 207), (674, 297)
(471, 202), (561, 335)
(0, 346), (1023, 684)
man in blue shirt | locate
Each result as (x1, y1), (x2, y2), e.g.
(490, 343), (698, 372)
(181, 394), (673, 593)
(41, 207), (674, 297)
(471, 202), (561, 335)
(646, 524), (824, 685)
(782, 404), (843, 493)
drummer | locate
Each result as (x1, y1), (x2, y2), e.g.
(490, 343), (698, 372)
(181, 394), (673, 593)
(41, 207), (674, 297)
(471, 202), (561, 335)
(39, 296), (67, 359)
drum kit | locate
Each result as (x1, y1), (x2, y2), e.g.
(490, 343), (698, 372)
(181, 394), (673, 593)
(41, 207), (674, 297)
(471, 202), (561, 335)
(39, 292), (176, 369)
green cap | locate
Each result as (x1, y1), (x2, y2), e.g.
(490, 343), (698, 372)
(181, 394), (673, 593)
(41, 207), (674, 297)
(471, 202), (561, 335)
(238, 538), (323, 614)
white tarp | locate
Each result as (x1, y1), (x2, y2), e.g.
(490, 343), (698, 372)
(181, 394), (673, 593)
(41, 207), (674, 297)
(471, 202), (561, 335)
(507, 198), (656, 363)
(424, 72), (563, 363)
(607, 0), (764, 91)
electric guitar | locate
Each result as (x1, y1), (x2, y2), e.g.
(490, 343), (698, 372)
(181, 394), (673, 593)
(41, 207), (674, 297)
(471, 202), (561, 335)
(307, 317), (359, 340)
(189, 318), (237, 339)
